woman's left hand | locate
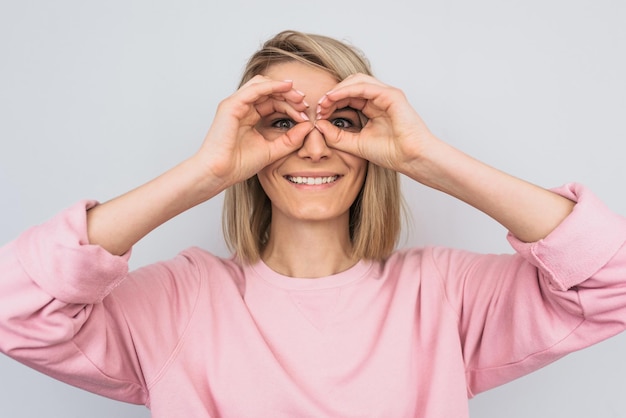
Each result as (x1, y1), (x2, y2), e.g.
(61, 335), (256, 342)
(317, 75), (576, 244)
(315, 74), (434, 175)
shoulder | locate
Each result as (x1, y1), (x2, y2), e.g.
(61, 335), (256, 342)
(373, 247), (465, 316)
(112, 248), (244, 304)
(178, 247), (244, 278)
(380, 246), (512, 285)
(179, 247), (246, 294)
(375, 246), (438, 287)
(381, 246), (463, 271)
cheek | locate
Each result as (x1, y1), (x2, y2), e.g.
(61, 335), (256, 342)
(351, 163), (369, 200)
(255, 126), (277, 142)
(256, 156), (287, 184)
(256, 165), (285, 204)
(256, 170), (273, 194)
(353, 159), (369, 182)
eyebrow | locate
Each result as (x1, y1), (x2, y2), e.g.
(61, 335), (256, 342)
(334, 106), (360, 114)
(262, 111), (291, 119)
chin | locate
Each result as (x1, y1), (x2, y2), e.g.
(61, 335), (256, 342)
(287, 205), (348, 222)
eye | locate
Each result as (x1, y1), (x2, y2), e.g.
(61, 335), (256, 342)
(331, 118), (353, 130)
(271, 119), (296, 130)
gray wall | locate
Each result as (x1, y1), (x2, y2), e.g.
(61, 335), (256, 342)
(1, 0), (625, 416)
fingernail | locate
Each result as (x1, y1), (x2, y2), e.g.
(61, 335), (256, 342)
(316, 104), (321, 114)
(283, 79), (293, 83)
(303, 99), (310, 108)
(317, 95), (326, 104)
(295, 89), (305, 96)
(300, 112), (310, 121)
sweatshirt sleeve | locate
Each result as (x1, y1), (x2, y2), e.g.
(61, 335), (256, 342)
(0, 201), (145, 404)
(432, 183), (626, 396)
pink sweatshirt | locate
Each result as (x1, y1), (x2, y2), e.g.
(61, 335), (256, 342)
(2, 183), (626, 417)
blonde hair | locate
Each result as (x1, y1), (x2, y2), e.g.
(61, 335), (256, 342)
(223, 30), (402, 263)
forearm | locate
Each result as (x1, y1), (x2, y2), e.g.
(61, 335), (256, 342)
(406, 137), (575, 243)
(87, 155), (225, 255)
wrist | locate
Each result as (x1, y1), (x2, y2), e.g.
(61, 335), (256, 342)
(401, 135), (459, 189)
(174, 155), (232, 207)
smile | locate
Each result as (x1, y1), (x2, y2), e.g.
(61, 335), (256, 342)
(286, 175), (339, 185)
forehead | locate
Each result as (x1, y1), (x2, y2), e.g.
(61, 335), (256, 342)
(262, 61), (338, 95)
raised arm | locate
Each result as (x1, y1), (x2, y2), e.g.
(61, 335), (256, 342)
(87, 77), (312, 255)
(400, 137), (575, 242)
(316, 74), (574, 242)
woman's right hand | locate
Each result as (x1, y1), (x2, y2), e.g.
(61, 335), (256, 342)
(195, 75), (312, 190)
(86, 77), (312, 255)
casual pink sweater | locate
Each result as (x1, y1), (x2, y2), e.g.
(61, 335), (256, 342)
(2, 183), (626, 417)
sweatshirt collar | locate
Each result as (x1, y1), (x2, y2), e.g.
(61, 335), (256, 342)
(245, 258), (374, 291)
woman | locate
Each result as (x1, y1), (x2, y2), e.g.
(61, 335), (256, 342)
(1, 30), (626, 417)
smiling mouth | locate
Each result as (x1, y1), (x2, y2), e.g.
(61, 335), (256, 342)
(285, 175), (340, 185)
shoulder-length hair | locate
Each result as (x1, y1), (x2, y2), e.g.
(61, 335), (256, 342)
(223, 30), (402, 263)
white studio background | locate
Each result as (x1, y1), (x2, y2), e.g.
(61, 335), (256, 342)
(1, 0), (625, 417)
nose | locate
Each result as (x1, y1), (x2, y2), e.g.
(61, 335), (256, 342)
(297, 124), (331, 162)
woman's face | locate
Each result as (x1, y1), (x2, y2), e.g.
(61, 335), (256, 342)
(255, 61), (368, 224)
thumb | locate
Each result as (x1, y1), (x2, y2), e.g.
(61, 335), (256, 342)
(315, 120), (361, 156)
(267, 121), (313, 161)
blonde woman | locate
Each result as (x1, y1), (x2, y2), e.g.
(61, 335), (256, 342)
(2, 30), (626, 417)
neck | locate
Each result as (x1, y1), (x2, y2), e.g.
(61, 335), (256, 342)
(261, 213), (358, 278)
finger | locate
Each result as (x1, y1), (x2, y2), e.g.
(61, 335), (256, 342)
(242, 76), (310, 110)
(317, 74), (387, 109)
(317, 82), (399, 119)
(315, 97), (368, 120)
(275, 88), (310, 111)
(318, 82), (387, 110)
(254, 93), (307, 117)
(220, 80), (296, 122)
(235, 78), (302, 108)
(254, 90), (309, 111)
(254, 98), (310, 123)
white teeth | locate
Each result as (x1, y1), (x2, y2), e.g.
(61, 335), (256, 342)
(287, 175), (339, 185)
